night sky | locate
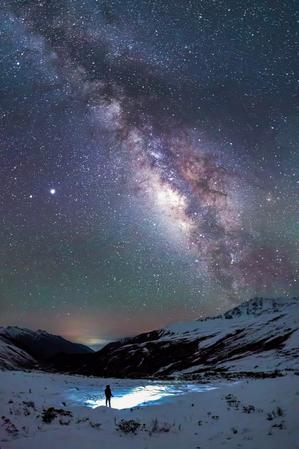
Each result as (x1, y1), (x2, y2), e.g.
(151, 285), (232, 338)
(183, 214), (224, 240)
(0, 0), (298, 348)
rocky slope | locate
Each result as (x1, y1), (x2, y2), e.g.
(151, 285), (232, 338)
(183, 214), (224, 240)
(50, 297), (299, 378)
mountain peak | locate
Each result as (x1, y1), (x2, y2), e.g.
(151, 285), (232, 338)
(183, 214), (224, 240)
(222, 296), (299, 319)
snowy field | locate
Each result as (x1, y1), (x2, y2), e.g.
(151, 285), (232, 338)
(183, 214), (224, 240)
(0, 370), (298, 449)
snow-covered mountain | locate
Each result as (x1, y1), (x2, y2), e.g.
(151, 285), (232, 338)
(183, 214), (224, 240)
(0, 326), (93, 370)
(51, 296), (299, 379)
(2, 297), (298, 377)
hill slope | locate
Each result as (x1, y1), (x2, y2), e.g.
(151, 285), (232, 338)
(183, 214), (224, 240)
(0, 327), (93, 370)
(0, 335), (37, 370)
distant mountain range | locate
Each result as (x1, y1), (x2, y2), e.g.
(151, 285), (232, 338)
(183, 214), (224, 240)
(0, 326), (93, 370)
(50, 296), (299, 379)
(1, 297), (298, 378)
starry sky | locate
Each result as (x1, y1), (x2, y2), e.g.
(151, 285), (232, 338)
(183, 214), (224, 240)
(0, 0), (298, 348)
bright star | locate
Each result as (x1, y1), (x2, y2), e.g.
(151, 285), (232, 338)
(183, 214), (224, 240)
(50, 188), (56, 195)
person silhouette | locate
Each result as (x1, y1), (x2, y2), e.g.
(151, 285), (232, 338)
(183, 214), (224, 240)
(104, 384), (113, 407)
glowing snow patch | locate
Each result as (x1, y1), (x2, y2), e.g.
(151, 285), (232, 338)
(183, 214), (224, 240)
(81, 383), (217, 410)
(85, 385), (169, 409)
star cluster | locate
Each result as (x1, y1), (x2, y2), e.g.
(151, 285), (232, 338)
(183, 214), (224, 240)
(0, 0), (298, 346)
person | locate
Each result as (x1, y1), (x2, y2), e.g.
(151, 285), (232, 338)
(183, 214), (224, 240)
(104, 384), (113, 407)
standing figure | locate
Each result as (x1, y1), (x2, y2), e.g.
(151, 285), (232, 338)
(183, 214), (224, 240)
(104, 384), (113, 407)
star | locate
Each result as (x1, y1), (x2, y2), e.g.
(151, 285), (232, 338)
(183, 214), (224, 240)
(50, 189), (56, 195)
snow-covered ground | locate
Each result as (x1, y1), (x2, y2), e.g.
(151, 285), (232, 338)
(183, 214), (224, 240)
(0, 370), (298, 449)
(0, 370), (217, 410)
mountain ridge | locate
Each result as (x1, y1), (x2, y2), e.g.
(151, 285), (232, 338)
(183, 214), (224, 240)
(49, 296), (299, 378)
(1, 297), (298, 377)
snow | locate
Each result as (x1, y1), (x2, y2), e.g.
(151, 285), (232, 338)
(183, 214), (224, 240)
(0, 298), (298, 447)
(0, 370), (218, 411)
(143, 297), (299, 376)
(0, 370), (298, 449)
(165, 297), (299, 338)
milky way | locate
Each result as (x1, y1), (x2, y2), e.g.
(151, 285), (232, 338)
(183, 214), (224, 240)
(0, 1), (298, 346)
